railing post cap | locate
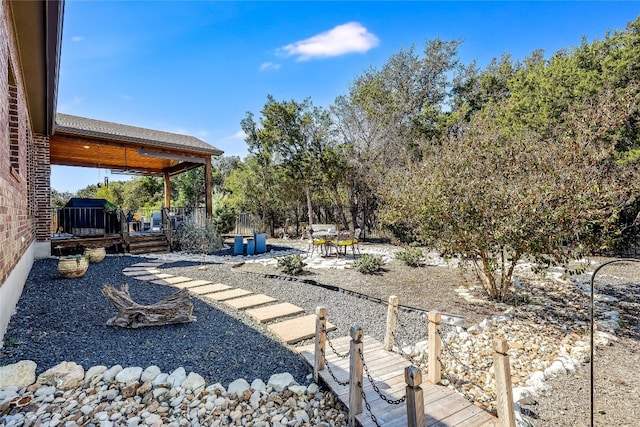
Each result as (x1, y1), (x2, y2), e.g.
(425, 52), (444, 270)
(389, 295), (398, 303)
(428, 311), (441, 322)
(350, 325), (364, 340)
(315, 306), (327, 317)
(404, 366), (422, 386)
(492, 338), (509, 353)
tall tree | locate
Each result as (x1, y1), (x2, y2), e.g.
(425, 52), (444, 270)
(242, 96), (331, 226)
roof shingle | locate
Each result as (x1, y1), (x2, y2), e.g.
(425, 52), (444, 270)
(55, 114), (223, 155)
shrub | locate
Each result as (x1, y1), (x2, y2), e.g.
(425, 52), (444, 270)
(174, 218), (223, 254)
(277, 254), (306, 275)
(395, 247), (424, 267)
(212, 203), (236, 234)
(353, 254), (384, 274)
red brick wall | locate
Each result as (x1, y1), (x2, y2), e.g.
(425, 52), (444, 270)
(0, 0), (42, 286)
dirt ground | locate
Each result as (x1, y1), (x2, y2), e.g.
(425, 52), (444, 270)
(239, 244), (640, 427)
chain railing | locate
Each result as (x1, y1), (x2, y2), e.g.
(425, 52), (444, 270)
(322, 325), (350, 359)
(312, 309), (427, 427)
(320, 348), (349, 386)
(310, 305), (512, 427)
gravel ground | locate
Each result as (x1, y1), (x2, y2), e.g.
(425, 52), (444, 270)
(0, 256), (312, 387)
(159, 261), (429, 348)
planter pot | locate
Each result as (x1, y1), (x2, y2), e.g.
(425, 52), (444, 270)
(84, 247), (106, 263)
(58, 256), (89, 278)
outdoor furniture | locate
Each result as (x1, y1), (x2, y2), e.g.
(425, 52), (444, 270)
(233, 236), (244, 255)
(254, 233), (267, 253)
(335, 230), (358, 257)
(306, 229), (327, 256)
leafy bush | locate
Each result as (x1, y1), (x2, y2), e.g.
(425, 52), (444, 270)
(174, 218), (223, 254)
(395, 247), (424, 267)
(277, 254), (306, 275)
(353, 254), (384, 274)
(212, 203), (236, 234)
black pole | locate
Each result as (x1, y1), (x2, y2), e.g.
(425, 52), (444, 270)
(589, 258), (640, 427)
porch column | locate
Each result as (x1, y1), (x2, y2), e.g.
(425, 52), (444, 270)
(164, 171), (171, 209)
(205, 156), (212, 218)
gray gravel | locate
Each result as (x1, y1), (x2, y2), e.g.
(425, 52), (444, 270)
(0, 255), (309, 387)
(158, 260), (429, 347)
(1, 254), (427, 390)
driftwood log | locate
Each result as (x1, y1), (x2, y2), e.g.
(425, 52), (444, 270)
(102, 284), (196, 328)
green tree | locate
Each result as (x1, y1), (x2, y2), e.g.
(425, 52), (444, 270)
(242, 96), (331, 226)
(381, 88), (639, 301)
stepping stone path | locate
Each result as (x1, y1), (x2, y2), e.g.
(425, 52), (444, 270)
(122, 261), (336, 345)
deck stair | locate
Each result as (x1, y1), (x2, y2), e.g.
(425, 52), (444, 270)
(127, 233), (170, 255)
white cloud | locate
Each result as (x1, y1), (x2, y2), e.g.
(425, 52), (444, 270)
(120, 94), (133, 101)
(260, 61), (282, 71)
(279, 22), (379, 61)
(225, 130), (247, 141)
(71, 36), (84, 42)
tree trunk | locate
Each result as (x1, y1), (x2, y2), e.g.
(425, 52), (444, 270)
(102, 284), (195, 328)
(332, 183), (348, 229)
(305, 184), (314, 226)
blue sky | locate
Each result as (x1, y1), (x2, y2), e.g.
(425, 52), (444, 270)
(52, 1), (640, 193)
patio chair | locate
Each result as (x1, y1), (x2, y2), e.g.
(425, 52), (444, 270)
(335, 229), (361, 257)
(306, 229), (326, 256)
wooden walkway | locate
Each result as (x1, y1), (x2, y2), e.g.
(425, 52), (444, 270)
(296, 336), (498, 427)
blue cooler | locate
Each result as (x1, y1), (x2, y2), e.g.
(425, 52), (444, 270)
(254, 233), (267, 253)
(246, 238), (256, 255)
(233, 236), (244, 255)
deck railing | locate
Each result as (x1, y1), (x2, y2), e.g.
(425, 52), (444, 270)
(51, 207), (122, 237)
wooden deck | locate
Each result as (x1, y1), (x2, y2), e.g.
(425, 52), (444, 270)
(296, 336), (498, 427)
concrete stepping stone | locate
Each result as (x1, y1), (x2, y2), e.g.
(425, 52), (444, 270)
(123, 266), (161, 272)
(159, 276), (194, 284)
(133, 274), (160, 281)
(204, 289), (252, 301)
(123, 269), (160, 277)
(268, 314), (336, 344)
(171, 279), (214, 289)
(188, 283), (232, 295)
(246, 303), (305, 323)
(224, 294), (276, 309)
(130, 262), (164, 267)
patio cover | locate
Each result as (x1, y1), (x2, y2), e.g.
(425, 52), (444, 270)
(50, 114), (224, 214)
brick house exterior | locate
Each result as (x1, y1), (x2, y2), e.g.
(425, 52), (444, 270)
(0, 0), (63, 342)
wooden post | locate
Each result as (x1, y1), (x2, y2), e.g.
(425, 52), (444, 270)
(348, 325), (364, 427)
(314, 306), (327, 383)
(205, 157), (213, 218)
(384, 295), (398, 351)
(428, 311), (441, 384)
(493, 338), (516, 427)
(163, 172), (171, 210)
(405, 366), (425, 427)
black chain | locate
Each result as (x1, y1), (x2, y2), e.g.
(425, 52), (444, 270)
(390, 330), (422, 366)
(358, 349), (406, 405)
(438, 356), (495, 406)
(320, 348), (349, 386)
(437, 329), (494, 372)
(358, 381), (382, 427)
(321, 325), (350, 359)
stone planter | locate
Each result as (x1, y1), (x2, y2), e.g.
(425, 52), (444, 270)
(84, 247), (106, 263)
(58, 256), (89, 278)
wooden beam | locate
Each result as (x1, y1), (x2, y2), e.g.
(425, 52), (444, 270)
(164, 172), (171, 210)
(205, 156), (212, 218)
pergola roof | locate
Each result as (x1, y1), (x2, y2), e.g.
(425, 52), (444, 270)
(51, 114), (223, 176)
